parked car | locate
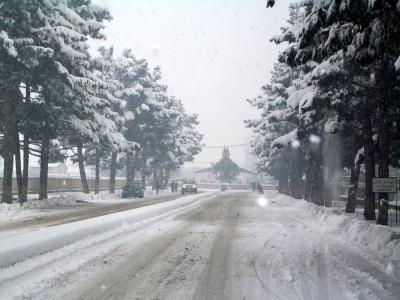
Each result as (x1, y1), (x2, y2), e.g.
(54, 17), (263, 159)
(122, 182), (144, 198)
(182, 179), (198, 194)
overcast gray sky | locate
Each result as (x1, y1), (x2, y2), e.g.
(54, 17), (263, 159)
(90, 0), (290, 167)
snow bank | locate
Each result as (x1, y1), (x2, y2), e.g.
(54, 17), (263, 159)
(0, 192), (102, 226)
(0, 194), (88, 225)
(0, 189), (175, 222)
(288, 198), (400, 269)
(0, 192), (217, 268)
(0, 195), (80, 213)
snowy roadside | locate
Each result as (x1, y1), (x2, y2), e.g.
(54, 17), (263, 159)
(0, 189), (179, 226)
(271, 193), (400, 277)
(1, 191), (398, 300)
(230, 192), (400, 300)
(0, 191), (217, 268)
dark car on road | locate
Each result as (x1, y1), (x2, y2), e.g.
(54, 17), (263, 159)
(122, 182), (144, 198)
(181, 179), (198, 194)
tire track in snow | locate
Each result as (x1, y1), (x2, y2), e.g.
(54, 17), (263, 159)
(74, 192), (245, 300)
(191, 199), (239, 300)
(327, 242), (400, 300)
(316, 240), (331, 300)
(283, 211), (400, 299)
(239, 201), (332, 300)
(249, 242), (291, 300)
(77, 226), (200, 300)
(0, 193), (218, 299)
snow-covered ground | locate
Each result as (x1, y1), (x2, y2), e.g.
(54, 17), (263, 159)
(0, 189), (178, 227)
(235, 194), (400, 300)
(0, 190), (399, 299)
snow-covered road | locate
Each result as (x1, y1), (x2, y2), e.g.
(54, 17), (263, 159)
(0, 191), (399, 300)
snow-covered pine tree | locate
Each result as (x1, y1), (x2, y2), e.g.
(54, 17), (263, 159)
(113, 49), (158, 185)
(151, 96), (202, 188)
(95, 46), (130, 193)
(247, 4), (308, 200)
(0, 0), (116, 200)
(246, 62), (304, 197)
(271, 0), (400, 223)
(0, 1), (52, 203)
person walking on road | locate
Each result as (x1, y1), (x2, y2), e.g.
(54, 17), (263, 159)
(257, 183), (264, 195)
(155, 180), (160, 195)
(171, 180), (177, 193)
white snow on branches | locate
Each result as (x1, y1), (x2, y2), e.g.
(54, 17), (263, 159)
(395, 55), (400, 71)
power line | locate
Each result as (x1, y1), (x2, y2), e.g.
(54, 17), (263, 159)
(202, 143), (250, 149)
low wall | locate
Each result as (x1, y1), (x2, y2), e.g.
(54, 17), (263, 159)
(0, 177), (127, 194)
(197, 183), (278, 190)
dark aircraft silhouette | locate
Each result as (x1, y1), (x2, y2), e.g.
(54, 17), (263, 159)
(195, 148), (254, 183)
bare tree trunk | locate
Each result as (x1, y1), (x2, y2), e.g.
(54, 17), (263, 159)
(312, 166), (324, 206)
(39, 94), (51, 200)
(109, 151), (117, 193)
(155, 167), (160, 195)
(95, 148), (100, 194)
(159, 167), (165, 189)
(164, 168), (171, 188)
(278, 176), (284, 194)
(14, 121), (22, 202)
(310, 143), (324, 206)
(323, 136), (336, 207)
(282, 164), (289, 195)
(141, 155), (146, 190)
(278, 160), (289, 194)
(21, 133), (29, 202)
(1, 65), (15, 204)
(38, 128), (50, 200)
(304, 155), (312, 202)
(362, 110), (375, 220)
(77, 144), (90, 194)
(324, 166), (334, 207)
(152, 169), (157, 190)
(21, 84), (30, 203)
(346, 163), (361, 213)
(290, 149), (303, 199)
(126, 152), (132, 184)
(377, 99), (389, 225)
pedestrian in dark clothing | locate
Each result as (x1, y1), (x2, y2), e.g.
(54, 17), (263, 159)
(171, 180), (178, 193)
(257, 183), (264, 195)
(155, 180), (160, 195)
